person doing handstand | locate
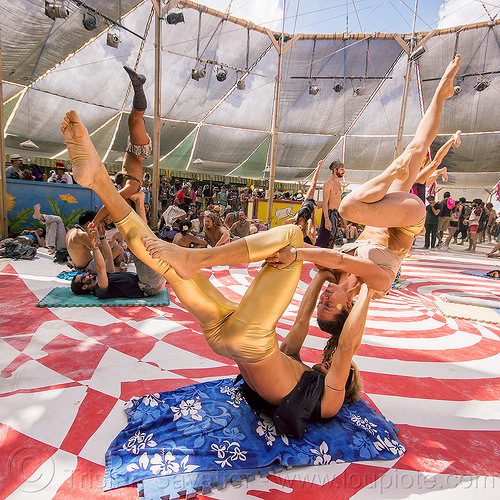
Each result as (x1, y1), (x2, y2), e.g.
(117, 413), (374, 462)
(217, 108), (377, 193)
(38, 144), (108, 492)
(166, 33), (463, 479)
(93, 66), (151, 224)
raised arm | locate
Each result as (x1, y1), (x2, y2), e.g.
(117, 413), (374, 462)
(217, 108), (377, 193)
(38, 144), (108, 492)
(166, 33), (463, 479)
(304, 160), (323, 200)
(87, 225), (109, 289)
(320, 284), (374, 418)
(280, 270), (334, 356)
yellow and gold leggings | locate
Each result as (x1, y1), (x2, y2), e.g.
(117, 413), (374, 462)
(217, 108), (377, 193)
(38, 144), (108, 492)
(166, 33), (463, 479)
(115, 210), (304, 363)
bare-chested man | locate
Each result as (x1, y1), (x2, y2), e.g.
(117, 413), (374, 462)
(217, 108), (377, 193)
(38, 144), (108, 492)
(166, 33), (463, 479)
(315, 160), (345, 248)
(204, 212), (230, 247)
(65, 210), (107, 272)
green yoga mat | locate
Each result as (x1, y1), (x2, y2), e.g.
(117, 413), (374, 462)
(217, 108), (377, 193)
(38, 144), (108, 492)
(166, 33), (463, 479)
(37, 287), (170, 308)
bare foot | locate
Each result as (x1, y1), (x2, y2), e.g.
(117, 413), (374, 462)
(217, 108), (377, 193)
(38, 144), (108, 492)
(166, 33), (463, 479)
(440, 167), (448, 182)
(436, 55), (461, 100)
(60, 110), (108, 190)
(453, 130), (461, 147)
(142, 237), (200, 279)
(33, 203), (43, 220)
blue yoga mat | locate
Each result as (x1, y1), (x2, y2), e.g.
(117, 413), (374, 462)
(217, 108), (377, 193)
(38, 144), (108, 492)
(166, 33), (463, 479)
(104, 378), (405, 498)
(37, 286), (170, 307)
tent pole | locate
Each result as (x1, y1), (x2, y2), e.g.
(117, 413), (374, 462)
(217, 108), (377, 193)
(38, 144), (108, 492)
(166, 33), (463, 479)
(395, 0), (419, 157)
(266, 39), (282, 225)
(0, 47), (7, 238)
(151, 3), (162, 228)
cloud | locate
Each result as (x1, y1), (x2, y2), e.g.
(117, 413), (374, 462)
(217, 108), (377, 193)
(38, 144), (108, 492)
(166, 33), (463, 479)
(437, 0), (500, 28)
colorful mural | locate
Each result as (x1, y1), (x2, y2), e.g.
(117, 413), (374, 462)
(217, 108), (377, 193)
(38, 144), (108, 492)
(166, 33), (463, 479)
(6, 180), (101, 233)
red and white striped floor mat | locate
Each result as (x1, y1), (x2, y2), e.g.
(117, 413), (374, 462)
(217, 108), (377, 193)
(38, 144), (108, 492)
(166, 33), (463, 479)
(1, 249), (499, 499)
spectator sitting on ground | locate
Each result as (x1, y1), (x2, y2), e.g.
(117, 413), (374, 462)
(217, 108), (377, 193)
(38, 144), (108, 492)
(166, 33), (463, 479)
(173, 219), (208, 248)
(204, 211), (230, 247)
(6, 154), (23, 179)
(66, 210), (99, 271)
(32, 203), (67, 255)
(48, 162), (73, 184)
(224, 208), (239, 229)
(230, 210), (256, 239)
(190, 211), (205, 237)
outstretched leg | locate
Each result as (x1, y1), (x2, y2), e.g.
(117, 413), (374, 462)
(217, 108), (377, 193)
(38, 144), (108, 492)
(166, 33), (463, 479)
(93, 66), (150, 224)
(339, 55), (461, 228)
(61, 110), (302, 326)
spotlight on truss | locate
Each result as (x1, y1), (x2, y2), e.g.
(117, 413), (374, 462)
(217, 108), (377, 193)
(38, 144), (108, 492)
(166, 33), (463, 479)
(474, 78), (490, 92)
(236, 78), (246, 90)
(409, 45), (426, 61)
(333, 82), (343, 93)
(82, 11), (97, 30)
(166, 12), (184, 25)
(309, 83), (320, 95)
(107, 28), (120, 48)
(353, 86), (365, 96)
(20, 139), (40, 150)
(215, 66), (227, 82)
(191, 67), (206, 81)
(44, 1), (68, 19)
(453, 85), (461, 95)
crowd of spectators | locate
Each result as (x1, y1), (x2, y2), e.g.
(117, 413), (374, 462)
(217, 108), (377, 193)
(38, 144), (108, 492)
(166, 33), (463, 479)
(6, 155), (74, 184)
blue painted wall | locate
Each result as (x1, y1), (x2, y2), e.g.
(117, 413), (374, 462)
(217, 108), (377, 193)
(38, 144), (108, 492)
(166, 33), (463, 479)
(6, 179), (102, 231)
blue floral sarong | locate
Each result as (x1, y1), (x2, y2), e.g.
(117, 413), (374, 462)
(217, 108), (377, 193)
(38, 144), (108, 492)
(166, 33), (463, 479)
(104, 378), (405, 493)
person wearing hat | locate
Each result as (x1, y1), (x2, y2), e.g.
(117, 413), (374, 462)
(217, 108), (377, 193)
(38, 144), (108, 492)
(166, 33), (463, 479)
(6, 154), (23, 179)
(48, 162), (73, 184)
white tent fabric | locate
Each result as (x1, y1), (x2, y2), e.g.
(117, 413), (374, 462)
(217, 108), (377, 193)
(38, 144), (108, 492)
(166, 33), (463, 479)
(1, 0), (499, 189)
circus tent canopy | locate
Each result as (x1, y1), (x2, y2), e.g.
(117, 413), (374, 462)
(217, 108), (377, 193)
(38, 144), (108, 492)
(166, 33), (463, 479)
(1, 0), (500, 191)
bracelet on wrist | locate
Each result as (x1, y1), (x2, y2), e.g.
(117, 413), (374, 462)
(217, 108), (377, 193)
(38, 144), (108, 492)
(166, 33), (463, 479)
(99, 237), (106, 240)
(292, 246), (298, 262)
(91, 246), (99, 250)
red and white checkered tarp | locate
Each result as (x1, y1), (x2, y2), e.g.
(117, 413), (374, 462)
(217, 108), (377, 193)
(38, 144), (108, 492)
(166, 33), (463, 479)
(1, 249), (499, 499)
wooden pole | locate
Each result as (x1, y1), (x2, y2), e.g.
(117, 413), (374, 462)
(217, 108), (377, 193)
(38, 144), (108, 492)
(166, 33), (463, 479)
(266, 38), (282, 225)
(151, 3), (162, 228)
(0, 47), (8, 238)
(394, 0), (419, 157)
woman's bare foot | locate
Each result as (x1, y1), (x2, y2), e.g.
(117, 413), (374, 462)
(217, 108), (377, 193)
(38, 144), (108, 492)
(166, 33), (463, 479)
(143, 237), (201, 280)
(436, 55), (461, 100)
(453, 130), (462, 147)
(33, 203), (43, 220)
(60, 110), (108, 190)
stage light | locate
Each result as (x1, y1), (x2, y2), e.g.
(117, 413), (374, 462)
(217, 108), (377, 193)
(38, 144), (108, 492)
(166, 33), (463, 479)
(82, 12), (97, 30)
(215, 66), (227, 82)
(333, 82), (343, 93)
(354, 86), (365, 96)
(409, 46), (426, 61)
(191, 68), (206, 81)
(454, 85), (461, 95)
(166, 12), (184, 25)
(236, 79), (246, 90)
(474, 78), (490, 92)
(44, 1), (68, 20)
(309, 83), (320, 95)
(107, 29), (120, 48)
(20, 139), (39, 150)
